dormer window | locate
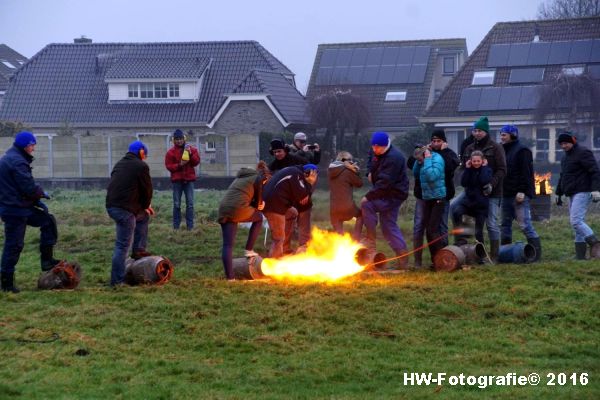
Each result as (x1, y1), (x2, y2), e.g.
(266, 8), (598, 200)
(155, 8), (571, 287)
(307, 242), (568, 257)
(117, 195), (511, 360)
(127, 83), (181, 99)
(472, 70), (495, 85)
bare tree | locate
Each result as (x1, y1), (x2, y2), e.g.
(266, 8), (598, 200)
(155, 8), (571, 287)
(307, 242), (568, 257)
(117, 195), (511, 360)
(537, 0), (600, 18)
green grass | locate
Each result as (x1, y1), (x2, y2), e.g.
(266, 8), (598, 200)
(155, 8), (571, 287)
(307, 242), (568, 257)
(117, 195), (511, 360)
(0, 190), (599, 399)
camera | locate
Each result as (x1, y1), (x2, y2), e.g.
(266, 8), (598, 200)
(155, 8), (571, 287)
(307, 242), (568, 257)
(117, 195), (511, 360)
(307, 144), (316, 150)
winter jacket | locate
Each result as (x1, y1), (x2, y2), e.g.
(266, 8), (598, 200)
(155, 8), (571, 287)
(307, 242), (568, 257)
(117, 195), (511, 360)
(165, 145), (200, 182)
(0, 146), (45, 217)
(328, 161), (363, 221)
(464, 134), (506, 198)
(412, 152), (446, 200)
(365, 145), (409, 201)
(434, 147), (460, 200)
(263, 166), (313, 215)
(556, 143), (600, 197)
(106, 152), (153, 215)
(461, 165), (493, 211)
(268, 152), (307, 172)
(289, 144), (321, 165)
(502, 140), (535, 199)
(218, 168), (263, 224)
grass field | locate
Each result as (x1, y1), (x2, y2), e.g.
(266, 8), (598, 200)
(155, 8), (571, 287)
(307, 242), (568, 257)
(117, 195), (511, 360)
(0, 189), (599, 399)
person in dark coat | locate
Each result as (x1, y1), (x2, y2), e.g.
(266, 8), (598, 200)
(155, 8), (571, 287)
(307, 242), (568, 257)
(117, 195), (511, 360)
(556, 131), (600, 259)
(452, 151), (493, 244)
(262, 164), (318, 258)
(268, 138), (307, 172)
(0, 132), (60, 293)
(460, 116), (506, 260)
(218, 161), (270, 280)
(165, 129), (200, 230)
(328, 151), (363, 239)
(106, 140), (154, 286)
(361, 131), (410, 268)
(289, 132), (321, 165)
(499, 125), (541, 261)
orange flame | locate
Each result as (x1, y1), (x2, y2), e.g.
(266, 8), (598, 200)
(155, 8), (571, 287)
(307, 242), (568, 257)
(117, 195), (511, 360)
(261, 228), (365, 282)
(534, 172), (553, 195)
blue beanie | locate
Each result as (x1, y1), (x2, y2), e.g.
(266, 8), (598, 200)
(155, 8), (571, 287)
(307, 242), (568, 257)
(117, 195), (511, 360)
(371, 131), (389, 146)
(128, 140), (148, 157)
(303, 163), (318, 173)
(14, 131), (37, 148)
(500, 124), (518, 138)
(173, 129), (184, 138)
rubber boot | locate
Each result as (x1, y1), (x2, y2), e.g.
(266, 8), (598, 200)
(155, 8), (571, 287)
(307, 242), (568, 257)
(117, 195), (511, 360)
(1, 271), (20, 293)
(490, 240), (500, 263)
(40, 245), (61, 271)
(527, 237), (542, 262)
(501, 237), (512, 245)
(575, 242), (587, 260)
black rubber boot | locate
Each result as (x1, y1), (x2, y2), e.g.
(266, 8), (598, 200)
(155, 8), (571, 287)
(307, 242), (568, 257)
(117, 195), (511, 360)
(40, 245), (61, 271)
(501, 237), (512, 245)
(527, 237), (542, 262)
(490, 240), (500, 262)
(584, 235), (599, 247)
(1, 271), (20, 293)
(575, 242), (587, 260)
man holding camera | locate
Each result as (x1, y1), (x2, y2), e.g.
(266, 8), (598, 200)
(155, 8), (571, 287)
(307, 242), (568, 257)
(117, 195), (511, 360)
(268, 138), (307, 172)
(0, 132), (61, 293)
(289, 132), (321, 165)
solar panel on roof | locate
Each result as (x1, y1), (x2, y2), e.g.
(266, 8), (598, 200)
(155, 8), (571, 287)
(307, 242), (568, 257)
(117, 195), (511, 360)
(346, 66), (365, 83)
(350, 48), (369, 66)
(320, 49), (338, 67)
(509, 68), (545, 84)
(377, 65), (395, 84)
(527, 42), (551, 66)
(408, 64), (427, 83)
(589, 40), (600, 63)
(508, 43), (530, 67)
(330, 66), (349, 84)
(589, 64), (600, 79)
(392, 65), (411, 84)
(458, 88), (482, 112)
(316, 67), (333, 85)
(498, 86), (523, 110)
(366, 47), (384, 65)
(382, 47), (400, 65)
(569, 40), (593, 63)
(362, 65), (379, 84)
(478, 87), (502, 110)
(335, 49), (353, 67)
(487, 44), (511, 67)
(547, 42), (571, 64)
(518, 86), (539, 109)
(397, 46), (415, 65)
(412, 46), (431, 65)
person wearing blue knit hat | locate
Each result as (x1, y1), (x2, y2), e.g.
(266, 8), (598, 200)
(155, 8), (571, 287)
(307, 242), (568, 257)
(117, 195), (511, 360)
(0, 132), (61, 293)
(499, 124), (542, 262)
(361, 131), (410, 269)
(105, 140), (154, 286)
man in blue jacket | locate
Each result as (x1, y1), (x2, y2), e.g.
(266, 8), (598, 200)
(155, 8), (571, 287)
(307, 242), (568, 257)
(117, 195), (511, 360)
(0, 132), (60, 293)
(361, 132), (409, 268)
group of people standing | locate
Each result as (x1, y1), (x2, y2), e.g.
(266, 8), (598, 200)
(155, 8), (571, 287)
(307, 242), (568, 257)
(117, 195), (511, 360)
(1, 120), (599, 290)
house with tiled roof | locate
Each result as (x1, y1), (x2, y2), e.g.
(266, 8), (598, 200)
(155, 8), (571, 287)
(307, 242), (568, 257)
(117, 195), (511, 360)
(0, 39), (308, 178)
(306, 38), (468, 136)
(0, 44), (28, 108)
(420, 17), (600, 163)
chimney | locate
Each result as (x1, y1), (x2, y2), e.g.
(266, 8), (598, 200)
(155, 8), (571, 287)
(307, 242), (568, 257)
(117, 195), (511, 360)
(74, 36), (92, 44)
(533, 26), (540, 43)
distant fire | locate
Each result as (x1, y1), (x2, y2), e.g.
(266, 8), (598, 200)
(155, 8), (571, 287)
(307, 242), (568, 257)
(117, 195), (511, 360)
(260, 228), (365, 283)
(534, 173), (553, 195)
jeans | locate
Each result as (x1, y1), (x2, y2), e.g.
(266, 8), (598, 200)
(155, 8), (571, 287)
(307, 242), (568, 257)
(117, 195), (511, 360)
(501, 196), (539, 242)
(486, 197), (501, 241)
(568, 192), (594, 242)
(107, 207), (149, 285)
(220, 211), (263, 280)
(1, 209), (57, 274)
(451, 198), (487, 244)
(172, 181), (194, 229)
(362, 197), (407, 253)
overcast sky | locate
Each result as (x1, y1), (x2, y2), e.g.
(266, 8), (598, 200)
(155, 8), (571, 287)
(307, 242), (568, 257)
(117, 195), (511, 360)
(0, 0), (540, 94)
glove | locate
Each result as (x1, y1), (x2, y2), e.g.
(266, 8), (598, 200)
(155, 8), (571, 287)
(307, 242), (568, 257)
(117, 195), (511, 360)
(482, 183), (492, 196)
(556, 195), (563, 206)
(515, 192), (525, 203)
(591, 191), (600, 202)
(145, 206), (155, 216)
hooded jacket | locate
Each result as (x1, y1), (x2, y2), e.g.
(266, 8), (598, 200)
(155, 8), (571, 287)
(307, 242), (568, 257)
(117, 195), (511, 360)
(464, 133), (506, 198)
(218, 168), (264, 223)
(263, 166), (313, 214)
(412, 152), (446, 200)
(365, 145), (409, 201)
(328, 161), (363, 221)
(556, 143), (600, 196)
(165, 144), (200, 182)
(0, 146), (45, 216)
(502, 139), (535, 199)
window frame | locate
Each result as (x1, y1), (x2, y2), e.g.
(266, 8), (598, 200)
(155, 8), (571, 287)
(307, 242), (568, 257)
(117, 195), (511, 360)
(384, 91), (407, 102)
(127, 82), (182, 99)
(472, 70), (495, 86)
(443, 56), (456, 75)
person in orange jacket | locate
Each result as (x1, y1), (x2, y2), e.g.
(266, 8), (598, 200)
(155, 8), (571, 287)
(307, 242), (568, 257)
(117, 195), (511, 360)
(165, 129), (200, 230)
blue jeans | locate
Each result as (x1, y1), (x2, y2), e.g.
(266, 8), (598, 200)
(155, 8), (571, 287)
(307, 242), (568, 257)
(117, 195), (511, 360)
(220, 211), (263, 280)
(568, 192), (594, 242)
(486, 197), (501, 241)
(501, 196), (539, 241)
(1, 209), (57, 274)
(172, 181), (194, 229)
(107, 207), (149, 285)
(362, 197), (407, 253)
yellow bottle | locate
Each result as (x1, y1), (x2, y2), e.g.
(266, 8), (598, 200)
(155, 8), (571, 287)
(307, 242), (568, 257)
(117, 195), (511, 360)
(182, 148), (190, 161)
